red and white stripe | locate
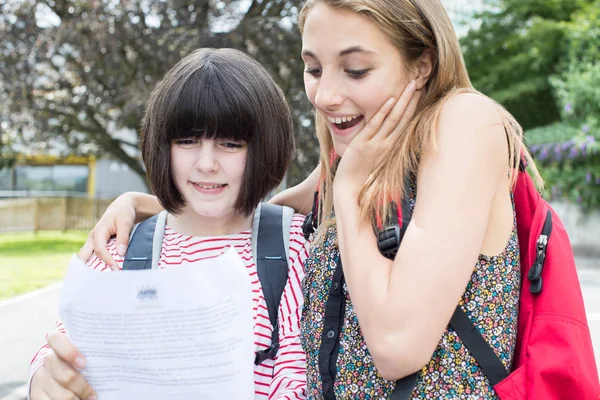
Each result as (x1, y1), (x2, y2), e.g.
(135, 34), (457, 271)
(30, 214), (309, 399)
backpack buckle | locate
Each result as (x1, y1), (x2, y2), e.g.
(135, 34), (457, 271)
(302, 212), (316, 240)
(254, 342), (280, 365)
(377, 225), (401, 260)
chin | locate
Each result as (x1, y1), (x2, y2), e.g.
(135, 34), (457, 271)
(194, 208), (231, 219)
(332, 142), (348, 157)
(185, 202), (232, 219)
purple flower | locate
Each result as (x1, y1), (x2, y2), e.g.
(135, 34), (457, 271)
(569, 147), (579, 159)
(539, 147), (549, 161)
(564, 103), (573, 113)
(531, 144), (541, 153)
(582, 124), (590, 133)
(586, 172), (592, 183)
(596, 178), (600, 185)
(561, 141), (571, 150)
(554, 144), (563, 160)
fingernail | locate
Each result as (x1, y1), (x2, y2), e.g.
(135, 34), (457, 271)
(88, 396), (97, 400)
(75, 356), (86, 369)
(387, 97), (396, 106)
(409, 80), (417, 90)
(118, 244), (127, 256)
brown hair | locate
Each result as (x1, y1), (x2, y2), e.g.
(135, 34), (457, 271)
(140, 48), (294, 216)
(299, 0), (542, 229)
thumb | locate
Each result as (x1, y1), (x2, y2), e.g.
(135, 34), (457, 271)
(77, 236), (94, 263)
(47, 332), (86, 370)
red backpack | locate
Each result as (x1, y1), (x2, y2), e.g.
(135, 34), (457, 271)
(302, 161), (600, 399)
(492, 162), (600, 399)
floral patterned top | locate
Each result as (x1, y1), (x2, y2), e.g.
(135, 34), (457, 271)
(300, 180), (520, 399)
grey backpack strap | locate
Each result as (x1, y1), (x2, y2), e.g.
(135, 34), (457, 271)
(122, 211), (167, 270)
(252, 203), (293, 365)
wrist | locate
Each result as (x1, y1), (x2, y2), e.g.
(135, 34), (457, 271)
(333, 185), (360, 216)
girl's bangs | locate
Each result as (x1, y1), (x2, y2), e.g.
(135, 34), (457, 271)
(165, 71), (255, 143)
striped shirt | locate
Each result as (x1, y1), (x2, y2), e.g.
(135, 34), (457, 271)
(30, 214), (309, 399)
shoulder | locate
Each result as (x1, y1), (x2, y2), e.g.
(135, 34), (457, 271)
(437, 92), (505, 139)
(290, 213), (307, 232)
(288, 213), (310, 267)
(289, 213), (308, 244)
(439, 92), (502, 124)
(433, 92), (508, 168)
(415, 92), (511, 196)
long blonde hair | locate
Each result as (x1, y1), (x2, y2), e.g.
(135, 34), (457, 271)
(298, 0), (543, 232)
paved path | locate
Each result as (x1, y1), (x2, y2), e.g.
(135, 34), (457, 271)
(0, 285), (62, 399)
(1, 258), (599, 399)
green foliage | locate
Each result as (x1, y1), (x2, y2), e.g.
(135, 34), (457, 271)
(525, 0), (600, 209)
(0, 131), (16, 170)
(537, 156), (600, 210)
(461, 0), (595, 129)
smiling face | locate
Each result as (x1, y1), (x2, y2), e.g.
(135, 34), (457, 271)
(141, 48), (294, 224)
(170, 137), (248, 221)
(301, 3), (413, 156)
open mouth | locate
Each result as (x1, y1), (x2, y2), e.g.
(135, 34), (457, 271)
(328, 115), (364, 130)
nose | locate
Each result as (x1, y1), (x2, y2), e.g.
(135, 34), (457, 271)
(194, 143), (219, 173)
(313, 71), (344, 111)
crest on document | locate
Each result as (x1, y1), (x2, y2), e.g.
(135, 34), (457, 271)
(137, 285), (158, 301)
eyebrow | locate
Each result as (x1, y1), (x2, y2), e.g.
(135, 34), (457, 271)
(302, 46), (376, 59)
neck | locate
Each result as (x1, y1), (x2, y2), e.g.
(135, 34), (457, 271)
(167, 208), (253, 237)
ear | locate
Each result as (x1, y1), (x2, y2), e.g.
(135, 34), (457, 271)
(413, 49), (435, 90)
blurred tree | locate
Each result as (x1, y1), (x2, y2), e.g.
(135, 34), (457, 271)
(0, 0), (317, 186)
(524, 0), (600, 210)
(0, 138), (16, 170)
(461, 0), (594, 130)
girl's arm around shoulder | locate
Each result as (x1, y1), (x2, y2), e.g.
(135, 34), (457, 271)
(269, 165), (320, 215)
(335, 92), (509, 380)
(288, 213), (311, 273)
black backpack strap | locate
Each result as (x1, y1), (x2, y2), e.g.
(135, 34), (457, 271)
(302, 190), (320, 240)
(377, 180), (413, 260)
(449, 307), (509, 386)
(122, 213), (165, 270)
(391, 372), (419, 400)
(253, 203), (291, 365)
(446, 213), (553, 385)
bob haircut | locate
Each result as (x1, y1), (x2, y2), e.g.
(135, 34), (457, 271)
(140, 48), (294, 216)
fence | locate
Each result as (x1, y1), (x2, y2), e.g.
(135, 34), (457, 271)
(0, 197), (115, 233)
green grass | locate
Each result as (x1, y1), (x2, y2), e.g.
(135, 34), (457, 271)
(0, 231), (88, 300)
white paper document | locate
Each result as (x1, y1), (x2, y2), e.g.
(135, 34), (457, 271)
(59, 249), (255, 400)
